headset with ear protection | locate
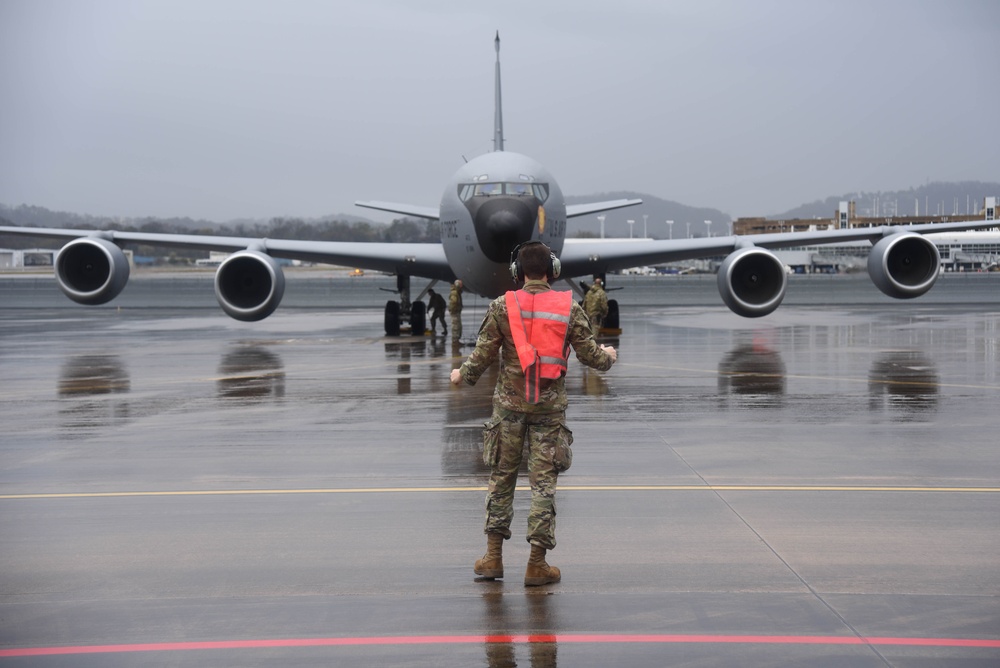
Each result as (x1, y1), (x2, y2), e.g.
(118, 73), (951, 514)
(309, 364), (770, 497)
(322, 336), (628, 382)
(509, 240), (561, 283)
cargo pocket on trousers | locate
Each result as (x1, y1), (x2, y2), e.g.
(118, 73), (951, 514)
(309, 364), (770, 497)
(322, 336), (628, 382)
(482, 417), (503, 468)
(553, 423), (574, 472)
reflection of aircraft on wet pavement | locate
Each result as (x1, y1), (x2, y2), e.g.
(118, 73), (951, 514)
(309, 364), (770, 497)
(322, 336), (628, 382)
(717, 342), (786, 409)
(58, 354), (131, 436)
(3, 34), (996, 337)
(868, 351), (939, 419)
(216, 347), (285, 400)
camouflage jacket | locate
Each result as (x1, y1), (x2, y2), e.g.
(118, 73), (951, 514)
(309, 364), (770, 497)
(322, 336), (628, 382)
(458, 279), (615, 413)
(583, 284), (608, 318)
(448, 284), (463, 314)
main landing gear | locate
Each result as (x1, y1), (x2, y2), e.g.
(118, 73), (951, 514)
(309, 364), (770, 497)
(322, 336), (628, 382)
(383, 274), (428, 337)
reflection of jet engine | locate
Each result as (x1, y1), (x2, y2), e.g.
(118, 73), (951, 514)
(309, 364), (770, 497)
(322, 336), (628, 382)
(718, 343), (786, 405)
(868, 351), (938, 418)
(217, 347), (285, 399)
(55, 237), (130, 305)
(59, 355), (131, 396)
(867, 233), (940, 299)
(215, 250), (286, 321)
(717, 247), (787, 317)
(58, 354), (131, 434)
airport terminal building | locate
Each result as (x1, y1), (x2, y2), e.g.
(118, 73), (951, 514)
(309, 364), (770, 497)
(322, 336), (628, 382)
(735, 197), (999, 274)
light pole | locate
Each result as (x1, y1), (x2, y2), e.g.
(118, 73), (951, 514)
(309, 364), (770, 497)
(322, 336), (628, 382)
(685, 222), (690, 238)
(597, 214), (606, 239)
(627, 219), (635, 239)
(666, 219), (674, 239)
(704, 220), (712, 238)
(642, 214), (648, 238)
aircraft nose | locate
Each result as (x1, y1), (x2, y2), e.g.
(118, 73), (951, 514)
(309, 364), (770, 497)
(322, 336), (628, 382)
(475, 198), (537, 263)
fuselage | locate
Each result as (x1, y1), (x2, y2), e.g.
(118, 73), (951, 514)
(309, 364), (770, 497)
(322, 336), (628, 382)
(439, 150), (567, 298)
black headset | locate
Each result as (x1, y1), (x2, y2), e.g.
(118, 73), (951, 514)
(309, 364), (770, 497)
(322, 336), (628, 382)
(509, 240), (561, 282)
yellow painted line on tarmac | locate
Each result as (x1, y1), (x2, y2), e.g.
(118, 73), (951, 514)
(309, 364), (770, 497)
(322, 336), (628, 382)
(3, 484), (999, 500)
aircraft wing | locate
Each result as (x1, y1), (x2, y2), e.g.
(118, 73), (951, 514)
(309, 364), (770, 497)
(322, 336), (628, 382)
(0, 226), (455, 280)
(566, 198), (643, 218)
(354, 201), (440, 220)
(558, 219), (999, 277)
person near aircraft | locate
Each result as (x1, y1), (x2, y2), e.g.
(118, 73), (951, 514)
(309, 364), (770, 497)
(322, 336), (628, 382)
(448, 280), (464, 342)
(583, 278), (609, 331)
(449, 241), (617, 586)
(427, 288), (447, 335)
(1, 33), (995, 333)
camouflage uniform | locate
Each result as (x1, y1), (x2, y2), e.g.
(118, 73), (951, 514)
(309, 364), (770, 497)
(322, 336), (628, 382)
(458, 279), (615, 549)
(448, 281), (463, 341)
(583, 282), (609, 331)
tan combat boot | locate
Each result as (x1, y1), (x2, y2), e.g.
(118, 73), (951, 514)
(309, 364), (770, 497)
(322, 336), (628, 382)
(524, 545), (561, 586)
(474, 533), (504, 579)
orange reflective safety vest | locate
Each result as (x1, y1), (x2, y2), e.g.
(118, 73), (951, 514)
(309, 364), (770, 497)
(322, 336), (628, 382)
(505, 289), (574, 404)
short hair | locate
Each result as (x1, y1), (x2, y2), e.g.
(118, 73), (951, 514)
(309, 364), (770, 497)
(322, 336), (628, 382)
(519, 242), (552, 280)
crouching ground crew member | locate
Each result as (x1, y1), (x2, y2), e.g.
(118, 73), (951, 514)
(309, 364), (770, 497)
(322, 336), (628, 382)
(450, 241), (617, 586)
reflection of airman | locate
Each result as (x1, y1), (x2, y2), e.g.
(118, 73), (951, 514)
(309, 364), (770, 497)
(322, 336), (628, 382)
(451, 242), (617, 587)
(582, 278), (608, 331)
(449, 280), (464, 341)
(428, 289), (447, 335)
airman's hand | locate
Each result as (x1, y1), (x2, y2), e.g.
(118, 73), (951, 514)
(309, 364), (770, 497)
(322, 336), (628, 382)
(600, 344), (617, 362)
(450, 368), (463, 385)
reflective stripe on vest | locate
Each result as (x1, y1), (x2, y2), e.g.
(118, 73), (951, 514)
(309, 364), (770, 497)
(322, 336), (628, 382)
(505, 289), (573, 404)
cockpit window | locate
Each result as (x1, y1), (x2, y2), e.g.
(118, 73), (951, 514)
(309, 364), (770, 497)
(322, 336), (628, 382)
(458, 182), (549, 203)
(476, 183), (502, 196)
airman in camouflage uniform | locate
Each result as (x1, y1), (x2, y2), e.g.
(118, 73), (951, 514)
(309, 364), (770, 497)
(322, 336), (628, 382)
(583, 278), (609, 331)
(451, 243), (616, 586)
(448, 280), (464, 342)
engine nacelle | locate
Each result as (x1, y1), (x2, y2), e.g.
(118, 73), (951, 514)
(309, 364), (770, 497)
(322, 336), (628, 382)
(867, 233), (940, 299)
(55, 237), (130, 305)
(717, 246), (787, 318)
(214, 250), (286, 321)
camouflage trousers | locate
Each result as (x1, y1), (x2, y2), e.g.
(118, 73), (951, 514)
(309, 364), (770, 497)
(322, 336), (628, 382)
(450, 312), (462, 340)
(481, 407), (573, 550)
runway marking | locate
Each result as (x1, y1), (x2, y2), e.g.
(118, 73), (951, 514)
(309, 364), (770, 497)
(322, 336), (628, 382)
(2, 633), (998, 656)
(3, 484), (999, 500)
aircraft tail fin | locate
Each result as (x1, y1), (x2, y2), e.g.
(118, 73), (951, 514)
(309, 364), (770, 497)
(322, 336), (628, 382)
(494, 31), (504, 152)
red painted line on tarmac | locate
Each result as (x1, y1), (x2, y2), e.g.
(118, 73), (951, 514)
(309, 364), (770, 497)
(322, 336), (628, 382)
(2, 634), (999, 657)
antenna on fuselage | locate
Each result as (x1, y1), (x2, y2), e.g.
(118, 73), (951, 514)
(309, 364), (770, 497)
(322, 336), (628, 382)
(493, 31), (504, 152)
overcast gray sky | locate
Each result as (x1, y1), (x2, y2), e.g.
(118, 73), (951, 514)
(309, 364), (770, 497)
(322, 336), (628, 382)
(1, 0), (997, 224)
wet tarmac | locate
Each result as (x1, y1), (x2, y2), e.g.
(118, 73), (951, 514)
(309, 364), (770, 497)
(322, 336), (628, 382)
(1, 272), (999, 666)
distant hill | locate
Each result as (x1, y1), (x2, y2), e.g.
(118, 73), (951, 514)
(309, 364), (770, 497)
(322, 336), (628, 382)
(4, 180), (997, 243)
(771, 181), (1000, 220)
(565, 192), (729, 238)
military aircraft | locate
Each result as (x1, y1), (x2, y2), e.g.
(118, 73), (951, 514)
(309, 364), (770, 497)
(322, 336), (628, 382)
(2, 33), (997, 335)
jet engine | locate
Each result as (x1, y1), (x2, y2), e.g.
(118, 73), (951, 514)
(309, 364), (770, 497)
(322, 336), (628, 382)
(717, 246), (787, 318)
(55, 237), (131, 305)
(214, 250), (286, 321)
(867, 233), (940, 299)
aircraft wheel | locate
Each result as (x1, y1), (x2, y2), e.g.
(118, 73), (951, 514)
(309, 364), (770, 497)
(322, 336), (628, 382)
(410, 301), (426, 336)
(605, 299), (620, 330)
(385, 301), (401, 336)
